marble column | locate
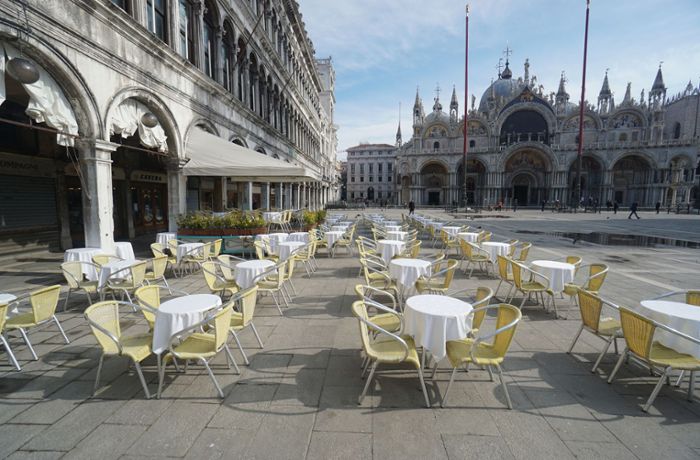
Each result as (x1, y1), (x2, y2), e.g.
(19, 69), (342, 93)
(78, 139), (117, 251)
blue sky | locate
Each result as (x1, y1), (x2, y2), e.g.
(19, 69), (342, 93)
(297, 0), (700, 159)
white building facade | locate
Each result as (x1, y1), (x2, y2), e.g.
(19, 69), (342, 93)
(345, 143), (397, 204)
(0, 0), (338, 254)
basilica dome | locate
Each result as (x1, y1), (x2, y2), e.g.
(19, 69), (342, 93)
(478, 76), (523, 113)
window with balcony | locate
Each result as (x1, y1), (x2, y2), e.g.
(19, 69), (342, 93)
(203, 2), (217, 79)
(112, 0), (130, 13)
(146, 0), (167, 42)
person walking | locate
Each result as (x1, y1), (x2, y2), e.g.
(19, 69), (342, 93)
(613, 200), (619, 214)
(541, 200), (546, 212)
(655, 201), (661, 214)
(513, 198), (518, 212)
(628, 201), (640, 219)
(408, 200), (415, 215)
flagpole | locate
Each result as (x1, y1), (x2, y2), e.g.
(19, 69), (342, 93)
(576, 0), (590, 211)
(462, 3), (470, 209)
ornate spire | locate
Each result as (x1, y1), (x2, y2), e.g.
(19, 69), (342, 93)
(651, 63), (666, 93)
(432, 83), (443, 112)
(524, 58), (530, 85)
(599, 69), (612, 98)
(557, 71), (568, 97)
(396, 102), (402, 146)
(450, 85), (459, 107)
(413, 86), (421, 108)
(501, 60), (512, 80)
(622, 82), (632, 105)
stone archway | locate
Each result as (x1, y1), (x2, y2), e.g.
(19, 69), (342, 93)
(420, 162), (448, 205)
(568, 155), (604, 204)
(611, 154), (652, 206)
(400, 175), (411, 205)
(457, 159), (487, 206)
(504, 149), (552, 206)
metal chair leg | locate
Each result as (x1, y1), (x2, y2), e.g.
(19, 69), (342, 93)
(94, 354), (105, 394)
(223, 343), (240, 374)
(133, 361), (151, 399)
(63, 289), (72, 312)
(359, 361), (378, 405)
(1, 334), (21, 371)
(643, 367), (669, 412)
(229, 330), (249, 365)
(441, 367), (458, 408)
(202, 359), (224, 398)
(18, 328), (38, 360)
(607, 349), (628, 384)
(688, 371), (696, 401)
(675, 370), (686, 387)
(250, 323), (264, 348)
(497, 364), (513, 409)
(567, 324), (584, 354)
(417, 365), (431, 408)
(53, 316), (70, 344)
(592, 336), (614, 373)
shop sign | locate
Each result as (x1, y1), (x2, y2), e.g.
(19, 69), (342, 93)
(0, 152), (55, 178)
(131, 170), (167, 183)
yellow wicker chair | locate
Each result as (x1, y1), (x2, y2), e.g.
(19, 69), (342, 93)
(104, 261), (148, 303)
(228, 286), (264, 365)
(158, 304), (238, 398)
(92, 254), (122, 267)
(202, 261), (240, 299)
(495, 255), (515, 300)
(332, 226), (356, 257)
(445, 286), (496, 336)
(144, 255), (169, 288)
(209, 239), (223, 259)
(359, 258), (400, 300)
(415, 259), (459, 295)
(133, 285), (189, 331)
(150, 243), (177, 272)
(216, 254), (245, 281)
(4, 285), (69, 362)
(351, 300), (431, 407)
(459, 240), (491, 277)
(514, 242), (532, 263)
(0, 302), (21, 371)
(85, 300), (155, 398)
(61, 261), (99, 311)
(254, 240), (279, 262)
(255, 260), (288, 315)
(567, 290), (622, 372)
(354, 285), (403, 333)
(607, 307), (700, 412)
(562, 263), (609, 305)
(440, 303), (522, 408)
(511, 260), (558, 317)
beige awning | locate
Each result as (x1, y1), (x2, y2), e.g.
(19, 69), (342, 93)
(183, 128), (315, 182)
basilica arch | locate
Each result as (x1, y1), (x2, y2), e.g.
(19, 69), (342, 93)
(611, 154), (653, 205)
(420, 161), (448, 205)
(568, 154), (604, 203)
(457, 158), (487, 206)
(503, 148), (552, 205)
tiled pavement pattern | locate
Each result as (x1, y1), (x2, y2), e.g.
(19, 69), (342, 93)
(1, 210), (699, 459)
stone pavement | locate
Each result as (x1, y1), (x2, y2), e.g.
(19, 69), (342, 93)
(1, 209), (700, 459)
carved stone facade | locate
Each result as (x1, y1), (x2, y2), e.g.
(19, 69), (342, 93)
(394, 59), (699, 208)
(0, 0), (338, 251)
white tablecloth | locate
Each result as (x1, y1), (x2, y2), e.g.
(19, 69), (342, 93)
(331, 225), (349, 232)
(457, 232), (480, 243)
(114, 242), (136, 261)
(176, 242), (205, 263)
(389, 258), (432, 292)
(531, 260), (575, 293)
(325, 231), (345, 248)
(377, 240), (406, 264)
(404, 295), (473, 361)
(442, 226), (461, 236)
(235, 259), (276, 289)
(152, 294), (222, 354)
(386, 231), (408, 241)
(481, 242), (511, 264)
(256, 233), (289, 255)
(278, 241), (305, 260)
(263, 212), (283, 223)
(287, 232), (310, 243)
(428, 222), (444, 231)
(64, 248), (103, 281)
(0, 293), (18, 315)
(98, 259), (139, 289)
(156, 232), (177, 246)
(639, 300), (700, 359)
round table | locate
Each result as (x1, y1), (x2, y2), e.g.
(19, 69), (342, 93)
(287, 232), (310, 243)
(263, 211), (282, 223)
(382, 221), (398, 226)
(114, 242), (136, 261)
(0, 293), (18, 315)
(530, 260), (575, 293)
(404, 295), (473, 361)
(377, 240), (406, 264)
(384, 225), (402, 232)
(98, 259), (140, 289)
(278, 241), (305, 260)
(639, 300), (700, 359)
(176, 242), (205, 263)
(156, 232), (177, 246)
(256, 233), (289, 255)
(442, 226), (461, 236)
(481, 242), (511, 264)
(429, 222), (444, 231)
(331, 225), (349, 232)
(457, 232), (480, 243)
(64, 248), (103, 281)
(325, 231), (345, 249)
(386, 231), (408, 241)
(389, 258), (432, 293)
(152, 294), (222, 354)
(235, 259), (276, 289)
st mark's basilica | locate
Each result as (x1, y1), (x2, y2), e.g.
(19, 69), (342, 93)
(380, 55), (700, 208)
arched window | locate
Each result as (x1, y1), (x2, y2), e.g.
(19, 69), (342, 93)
(433, 141), (440, 151)
(619, 133), (628, 142)
(256, 147), (267, 155)
(178, 0), (195, 64)
(111, 0), (130, 14)
(232, 138), (245, 147)
(222, 23), (235, 93)
(673, 122), (682, 139)
(469, 140), (476, 148)
(203, 1), (217, 79)
(146, 0), (168, 42)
